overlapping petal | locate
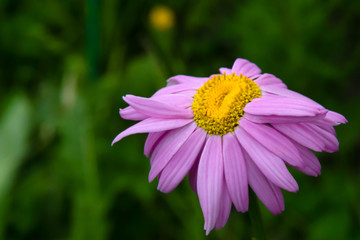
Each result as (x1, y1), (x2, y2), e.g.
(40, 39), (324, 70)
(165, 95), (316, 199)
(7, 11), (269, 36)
(235, 127), (299, 192)
(112, 118), (193, 145)
(167, 75), (208, 86)
(152, 82), (201, 97)
(244, 111), (328, 124)
(144, 131), (166, 157)
(157, 127), (206, 193)
(245, 152), (285, 215)
(120, 106), (148, 121)
(197, 136), (224, 235)
(214, 184), (232, 230)
(188, 158), (199, 194)
(244, 96), (327, 117)
(148, 122), (197, 181)
(272, 122), (327, 152)
(222, 133), (248, 212)
(292, 142), (321, 176)
(123, 95), (193, 119)
(325, 110), (348, 125)
(240, 118), (304, 167)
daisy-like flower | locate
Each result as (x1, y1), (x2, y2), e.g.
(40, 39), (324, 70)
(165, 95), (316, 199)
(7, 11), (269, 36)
(112, 58), (347, 234)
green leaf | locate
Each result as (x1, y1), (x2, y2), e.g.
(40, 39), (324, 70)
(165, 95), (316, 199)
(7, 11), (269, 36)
(0, 93), (32, 236)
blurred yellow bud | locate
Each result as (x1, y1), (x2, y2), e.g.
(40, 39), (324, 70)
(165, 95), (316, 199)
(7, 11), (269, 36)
(149, 6), (175, 31)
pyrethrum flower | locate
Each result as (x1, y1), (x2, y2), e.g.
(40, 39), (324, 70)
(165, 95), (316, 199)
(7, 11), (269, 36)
(112, 58), (347, 234)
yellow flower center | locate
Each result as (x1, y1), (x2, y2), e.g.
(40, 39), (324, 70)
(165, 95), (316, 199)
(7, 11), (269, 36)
(191, 73), (261, 135)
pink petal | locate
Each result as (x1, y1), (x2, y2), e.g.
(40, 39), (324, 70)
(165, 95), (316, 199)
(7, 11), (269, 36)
(215, 183), (232, 230)
(244, 111), (327, 124)
(177, 90), (197, 97)
(315, 122), (336, 135)
(231, 58), (261, 78)
(325, 110), (348, 125)
(255, 74), (287, 89)
(219, 67), (232, 75)
(144, 132), (166, 157)
(235, 127), (298, 192)
(167, 75), (208, 86)
(305, 123), (339, 152)
(272, 123), (326, 152)
(119, 106), (148, 121)
(197, 136), (224, 235)
(152, 82), (203, 97)
(148, 123), (197, 182)
(222, 133), (248, 212)
(260, 86), (323, 108)
(123, 95), (193, 119)
(245, 152), (285, 215)
(188, 158), (199, 194)
(244, 96), (327, 117)
(240, 119), (304, 167)
(112, 118), (193, 145)
(292, 142), (321, 176)
(151, 94), (194, 108)
(157, 127), (206, 193)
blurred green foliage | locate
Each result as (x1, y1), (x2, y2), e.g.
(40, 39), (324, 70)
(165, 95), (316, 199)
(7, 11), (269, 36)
(0, 0), (359, 239)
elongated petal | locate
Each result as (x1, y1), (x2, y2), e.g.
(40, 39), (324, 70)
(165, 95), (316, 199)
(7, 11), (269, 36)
(151, 94), (194, 108)
(325, 110), (348, 125)
(197, 136), (224, 235)
(240, 119), (304, 167)
(215, 184), (232, 230)
(124, 95), (193, 119)
(189, 158), (199, 194)
(112, 118), (193, 145)
(292, 142), (321, 176)
(152, 82), (203, 97)
(167, 75), (208, 86)
(149, 123), (197, 182)
(244, 96), (327, 117)
(177, 90), (197, 97)
(245, 153), (285, 214)
(260, 86), (323, 108)
(315, 111), (347, 128)
(144, 132), (166, 157)
(231, 58), (261, 78)
(223, 133), (248, 212)
(120, 106), (148, 121)
(235, 127), (298, 192)
(244, 111), (327, 124)
(157, 127), (206, 193)
(305, 123), (339, 152)
(272, 123), (325, 152)
(315, 122), (336, 135)
(255, 74), (287, 89)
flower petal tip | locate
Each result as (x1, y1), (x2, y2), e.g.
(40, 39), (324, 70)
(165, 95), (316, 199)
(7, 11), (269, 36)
(111, 135), (121, 146)
(148, 171), (156, 183)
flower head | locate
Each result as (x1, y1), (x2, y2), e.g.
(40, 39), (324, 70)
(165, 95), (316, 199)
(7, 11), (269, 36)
(112, 58), (347, 235)
(149, 5), (175, 31)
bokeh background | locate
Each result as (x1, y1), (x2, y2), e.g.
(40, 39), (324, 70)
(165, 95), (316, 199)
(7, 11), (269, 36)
(0, 0), (359, 239)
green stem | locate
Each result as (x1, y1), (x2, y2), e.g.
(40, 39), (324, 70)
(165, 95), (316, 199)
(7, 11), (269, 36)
(248, 190), (267, 240)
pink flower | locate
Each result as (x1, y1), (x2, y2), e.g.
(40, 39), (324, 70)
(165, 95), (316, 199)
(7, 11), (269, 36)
(112, 58), (347, 234)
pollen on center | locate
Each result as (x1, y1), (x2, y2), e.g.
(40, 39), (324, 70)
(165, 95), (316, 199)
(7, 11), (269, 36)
(191, 73), (261, 135)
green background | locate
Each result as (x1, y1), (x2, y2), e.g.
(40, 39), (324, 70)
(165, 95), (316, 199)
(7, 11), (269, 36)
(0, 0), (359, 239)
